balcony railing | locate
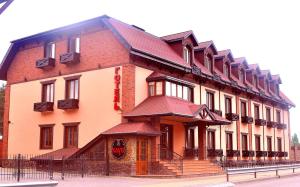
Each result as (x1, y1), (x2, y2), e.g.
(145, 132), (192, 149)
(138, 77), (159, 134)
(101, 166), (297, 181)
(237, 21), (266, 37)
(277, 123), (287, 129)
(210, 109), (222, 116)
(33, 102), (54, 112)
(255, 119), (266, 126)
(267, 151), (278, 157)
(225, 113), (239, 121)
(184, 148), (199, 158)
(36, 57), (55, 69)
(242, 150), (255, 157)
(267, 121), (277, 128)
(226, 150), (240, 157)
(60, 52), (80, 64)
(207, 149), (223, 157)
(241, 116), (254, 124)
(57, 99), (79, 110)
(255, 151), (267, 157)
(277, 152), (288, 157)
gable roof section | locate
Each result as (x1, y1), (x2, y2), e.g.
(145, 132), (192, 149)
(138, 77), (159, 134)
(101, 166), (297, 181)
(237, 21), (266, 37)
(106, 18), (191, 69)
(194, 41), (218, 54)
(102, 122), (160, 136)
(215, 49), (234, 61)
(161, 30), (198, 45)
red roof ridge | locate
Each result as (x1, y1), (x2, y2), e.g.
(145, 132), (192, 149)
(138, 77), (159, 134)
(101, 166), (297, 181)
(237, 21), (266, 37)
(161, 30), (193, 41)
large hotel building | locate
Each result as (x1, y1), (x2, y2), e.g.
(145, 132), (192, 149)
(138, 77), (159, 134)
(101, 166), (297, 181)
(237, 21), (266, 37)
(0, 15), (295, 175)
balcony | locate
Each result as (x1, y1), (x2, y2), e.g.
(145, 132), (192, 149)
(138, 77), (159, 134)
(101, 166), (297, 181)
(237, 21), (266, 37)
(210, 109), (222, 116)
(33, 102), (54, 112)
(267, 121), (277, 128)
(255, 119), (266, 126)
(184, 148), (199, 158)
(277, 123), (287, 129)
(207, 149), (223, 157)
(36, 57), (55, 69)
(60, 52), (80, 64)
(225, 113), (239, 121)
(267, 151), (278, 157)
(255, 151), (267, 157)
(277, 152), (288, 157)
(57, 99), (79, 110)
(226, 150), (240, 157)
(242, 150), (255, 157)
(241, 116), (254, 124)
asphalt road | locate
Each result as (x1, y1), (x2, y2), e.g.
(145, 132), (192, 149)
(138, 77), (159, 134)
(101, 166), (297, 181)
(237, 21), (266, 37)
(237, 175), (300, 187)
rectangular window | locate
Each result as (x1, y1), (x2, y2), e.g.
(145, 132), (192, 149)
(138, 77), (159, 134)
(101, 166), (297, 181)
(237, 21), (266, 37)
(277, 138), (282, 152)
(66, 79), (79, 99)
(42, 83), (54, 102)
(207, 130), (215, 149)
(241, 101), (247, 117)
(45, 42), (55, 58)
(242, 134), (248, 151)
(64, 125), (78, 148)
(225, 97), (232, 114)
(254, 105), (260, 119)
(40, 126), (53, 149)
(177, 85), (183, 98)
(69, 37), (80, 53)
(267, 137), (272, 151)
(255, 135), (261, 151)
(226, 133), (233, 150)
(156, 81), (163, 95)
(206, 92), (214, 110)
(266, 108), (271, 122)
(171, 83), (177, 97)
(148, 82), (155, 96)
(166, 81), (171, 96)
(276, 110), (281, 123)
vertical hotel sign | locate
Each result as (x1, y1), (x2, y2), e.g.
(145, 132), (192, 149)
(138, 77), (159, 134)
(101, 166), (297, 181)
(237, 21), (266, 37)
(114, 67), (121, 111)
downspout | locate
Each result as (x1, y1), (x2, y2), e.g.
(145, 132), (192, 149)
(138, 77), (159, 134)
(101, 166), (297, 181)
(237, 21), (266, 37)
(236, 93), (240, 160)
(283, 109), (286, 160)
(219, 88), (222, 150)
(273, 105), (276, 161)
(262, 101), (265, 161)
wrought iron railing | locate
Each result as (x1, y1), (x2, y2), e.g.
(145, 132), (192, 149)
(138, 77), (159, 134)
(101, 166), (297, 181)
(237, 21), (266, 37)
(158, 144), (183, 175)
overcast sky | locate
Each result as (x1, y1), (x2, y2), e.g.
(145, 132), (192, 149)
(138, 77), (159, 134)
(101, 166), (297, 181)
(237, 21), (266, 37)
(0, 0), (299, 135)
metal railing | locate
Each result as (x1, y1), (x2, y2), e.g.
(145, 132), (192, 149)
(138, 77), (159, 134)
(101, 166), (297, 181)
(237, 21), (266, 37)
(226, 163), (300, 181)
(157, 144), (183, 175)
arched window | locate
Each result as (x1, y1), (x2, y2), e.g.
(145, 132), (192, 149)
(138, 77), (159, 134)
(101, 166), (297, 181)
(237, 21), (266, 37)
(204, 55), (213, 73)
(183, 46), (191, 64)
(224, 63), (229, 78)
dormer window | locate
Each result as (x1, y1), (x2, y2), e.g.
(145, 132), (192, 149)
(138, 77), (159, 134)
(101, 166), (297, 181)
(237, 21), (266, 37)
(183, 46), (191, 64)
(68, 36), (80, 53)
(204, 55), (213, 73)
(265, 80), (269, 92)
(254, 76), (258, 88)
(276, 84), (279, 96)
(224, 63), (229, 78)
(239, 69), (245, 83)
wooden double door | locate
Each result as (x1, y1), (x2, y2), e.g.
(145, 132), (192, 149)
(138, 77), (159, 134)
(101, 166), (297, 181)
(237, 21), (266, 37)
(136, 138), (149, 175)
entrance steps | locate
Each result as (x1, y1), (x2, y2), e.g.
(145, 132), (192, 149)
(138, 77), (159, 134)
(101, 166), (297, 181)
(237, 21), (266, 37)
(159, 160), (224, 176)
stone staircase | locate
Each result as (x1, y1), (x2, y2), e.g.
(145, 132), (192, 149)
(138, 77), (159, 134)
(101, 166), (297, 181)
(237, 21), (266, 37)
(159, 159), (224, 176)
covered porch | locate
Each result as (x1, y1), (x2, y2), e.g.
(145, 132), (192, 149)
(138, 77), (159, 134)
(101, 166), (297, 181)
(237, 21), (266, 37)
(124, 96), (231, 161)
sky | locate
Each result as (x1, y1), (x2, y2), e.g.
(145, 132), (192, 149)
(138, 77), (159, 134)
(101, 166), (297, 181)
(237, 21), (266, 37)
(0, 0), (299, 135)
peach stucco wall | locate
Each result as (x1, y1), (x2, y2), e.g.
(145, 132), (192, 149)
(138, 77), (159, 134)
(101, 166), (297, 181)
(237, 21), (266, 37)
(8, 67), (123, 155)
(135, 67), (153, 106)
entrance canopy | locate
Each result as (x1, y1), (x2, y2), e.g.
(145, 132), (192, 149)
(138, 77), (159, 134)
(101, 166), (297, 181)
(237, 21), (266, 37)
(124, 96), (230, 125)
(102, 122), (161, 136)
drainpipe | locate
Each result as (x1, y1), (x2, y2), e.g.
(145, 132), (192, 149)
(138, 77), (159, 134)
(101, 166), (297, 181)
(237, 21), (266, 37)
(283, 109), (286, 160)
(235, 93), (240, 160)
(199, 84), (202, 104)
(262, 101), (265, 161)
(219, 88), (222, 150)
(273, 105), (276, 161)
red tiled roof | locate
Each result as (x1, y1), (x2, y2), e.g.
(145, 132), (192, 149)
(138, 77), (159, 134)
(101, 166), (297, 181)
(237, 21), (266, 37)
(194, 59), (213, 76)
(32, 148), (79, 160)
(248, 64), (260, 72)
(280, 91), (295, 107)
(102, 122), (160, 136)
(272, 74), (282, 84)
(124, 96), (230, 124)
(161, 30), (193, 41)
(108, 18), (190, 68)
(195, 41), (213, 50)
(214, 68), (231, 83)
